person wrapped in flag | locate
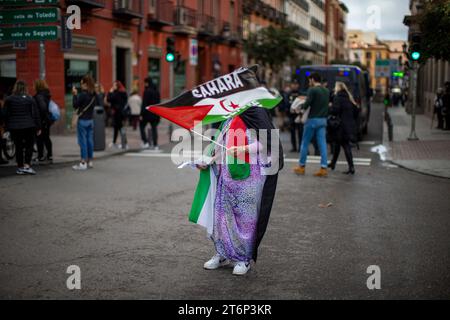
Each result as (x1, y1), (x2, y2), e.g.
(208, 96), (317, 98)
(148, 66), (284, 275)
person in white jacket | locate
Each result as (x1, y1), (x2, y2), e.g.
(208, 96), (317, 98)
(128, 90), (142, 131)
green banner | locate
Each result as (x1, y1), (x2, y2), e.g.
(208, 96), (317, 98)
(0, 26), (60, 41)
(0, 0), (60, 6)
(0, 8), (60, 24)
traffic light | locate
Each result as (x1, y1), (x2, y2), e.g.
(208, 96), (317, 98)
(410, 33), (422, 62)
(166, 37), (175, 63)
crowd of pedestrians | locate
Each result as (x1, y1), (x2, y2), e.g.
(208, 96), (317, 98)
(0, 75), (162, 175)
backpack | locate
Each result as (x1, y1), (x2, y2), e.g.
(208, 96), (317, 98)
(48, 100), (61, 122)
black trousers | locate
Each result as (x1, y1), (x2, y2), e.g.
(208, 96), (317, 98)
(331, 140), (354, 169)
(37, 126), (53, 159)
(140, 119), (159, 146)
(113, 116), (124, 144)
(11, 128), (35, 168)
(435, 109), (444, 129)
(290, 117), (303, 151)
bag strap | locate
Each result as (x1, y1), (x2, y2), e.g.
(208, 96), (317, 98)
(77, 96), (96, 117)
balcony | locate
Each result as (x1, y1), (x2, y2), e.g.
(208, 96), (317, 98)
(66, 0), (106, 8)
(148, 0), (174, 27)
(311, 41), (325, 53)
(292, 0), (309, 12)
(311, 17), (325, 32)
(197, 14), (216, 36)
(113, 0), (144, 19)
(311, 0), (325, 10)
(173, 6), (197, 35)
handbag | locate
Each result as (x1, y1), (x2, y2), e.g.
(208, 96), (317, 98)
(71, 96), (96, 129)
(327, 114), (341, 130)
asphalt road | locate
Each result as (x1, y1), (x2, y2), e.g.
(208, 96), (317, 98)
(1, 103), (450, 299)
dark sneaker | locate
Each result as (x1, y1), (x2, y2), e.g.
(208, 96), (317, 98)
(16, 168), (26, 175)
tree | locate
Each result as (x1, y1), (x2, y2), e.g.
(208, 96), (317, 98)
(244, 25), (300, 82)
(419, 0), (450, 61)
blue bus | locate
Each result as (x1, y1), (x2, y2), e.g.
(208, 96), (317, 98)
(295, 65), (373, 139)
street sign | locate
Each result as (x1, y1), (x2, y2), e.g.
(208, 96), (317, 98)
(375, 59), (390, 78)
(0, 8), (60, 25)
(0, 0), (60, 6)
(0, 26), (60, 41)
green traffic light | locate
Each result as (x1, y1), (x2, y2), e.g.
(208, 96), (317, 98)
(411, 51), (421, 61)
(166, 53), (175, 63)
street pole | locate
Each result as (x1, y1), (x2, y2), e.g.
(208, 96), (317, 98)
(168, 62), (174, 138)
(39, 40), (46, 80)
(408, 61), (419, 141)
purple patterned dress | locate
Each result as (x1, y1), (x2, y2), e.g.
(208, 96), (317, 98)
(211, 120), (266, 263)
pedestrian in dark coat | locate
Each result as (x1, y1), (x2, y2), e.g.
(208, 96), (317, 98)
(107, 81), (128, 149)
(443, 81), (450, 131)
(34, 79), (53, 162)
(140, 77), (161, 150)
(328, 81), (359, 175)
(4, 80), (41, 175)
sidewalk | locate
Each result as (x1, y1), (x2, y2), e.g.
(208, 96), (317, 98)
(0, 120), (173, 168)
(383, 106), (450, 179)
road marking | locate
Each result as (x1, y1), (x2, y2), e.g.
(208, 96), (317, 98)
(125, 153), (372, 167)
(359, 141), (377, 146)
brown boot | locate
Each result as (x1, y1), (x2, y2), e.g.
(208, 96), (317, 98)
(293, 166), (305, 175)
(314, 168), (328, 177)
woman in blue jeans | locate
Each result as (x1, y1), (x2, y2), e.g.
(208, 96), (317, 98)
(72, 75), (98, 171)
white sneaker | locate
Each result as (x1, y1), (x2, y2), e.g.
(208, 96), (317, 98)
(141, 142), (150, 149)
(232, 262), (251, 276)
(72, 162), (88, 171)
(109, 143), (119, 149)
(88, 161), (94, 169)
(22, 167), (37, 175)
(153, 145), (160, 151)
(204, 254), (230, 270)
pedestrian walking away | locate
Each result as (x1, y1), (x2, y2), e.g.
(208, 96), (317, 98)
(72, 75), (98, 171)
(128, 89), (142, 131)
(34, 79), (54, 164)
(443, 82), (450, 131)
(0, 93), (9, 165)
(140, 77), (161, 150)
(107, 81), (129, 149)
(4, 80), (41, 175)
(328, 82), (360, 175)
(293, 72), (330, 177)
(433, 88), (445, 130)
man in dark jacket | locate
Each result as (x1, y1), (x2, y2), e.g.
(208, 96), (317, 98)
(140, 77), (161, 150)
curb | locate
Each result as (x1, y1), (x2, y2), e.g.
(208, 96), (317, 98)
(382, 111), (450, 180)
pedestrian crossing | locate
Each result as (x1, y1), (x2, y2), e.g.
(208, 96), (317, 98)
(125, 151), (372, 167)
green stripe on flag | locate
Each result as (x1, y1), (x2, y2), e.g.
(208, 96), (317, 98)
(189, 168), (211, 223)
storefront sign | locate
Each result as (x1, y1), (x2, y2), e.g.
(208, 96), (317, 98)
(72, 35), (97, 48)
(0, 8), (60, 25)
(0, 26), (60, 41)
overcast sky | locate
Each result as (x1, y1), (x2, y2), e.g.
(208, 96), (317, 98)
(342, 0), (410, 40)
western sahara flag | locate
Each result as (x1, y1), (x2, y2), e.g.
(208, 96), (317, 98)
(147, 65), (282, 130)
(147, 66), (281, 233)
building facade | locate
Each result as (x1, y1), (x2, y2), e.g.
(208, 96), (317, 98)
(404, 0), (450, 116)
(347, 29), (390, 95)
(325, 0), (347, 64)
(0, 0), (243, 131)
(309, 0), (326, 64)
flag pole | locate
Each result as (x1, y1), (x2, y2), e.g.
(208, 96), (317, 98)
(190, 129), (229, 150)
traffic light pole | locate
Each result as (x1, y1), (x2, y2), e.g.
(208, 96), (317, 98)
(168, 61), (174, 138)
(408, 61), (419, 141)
